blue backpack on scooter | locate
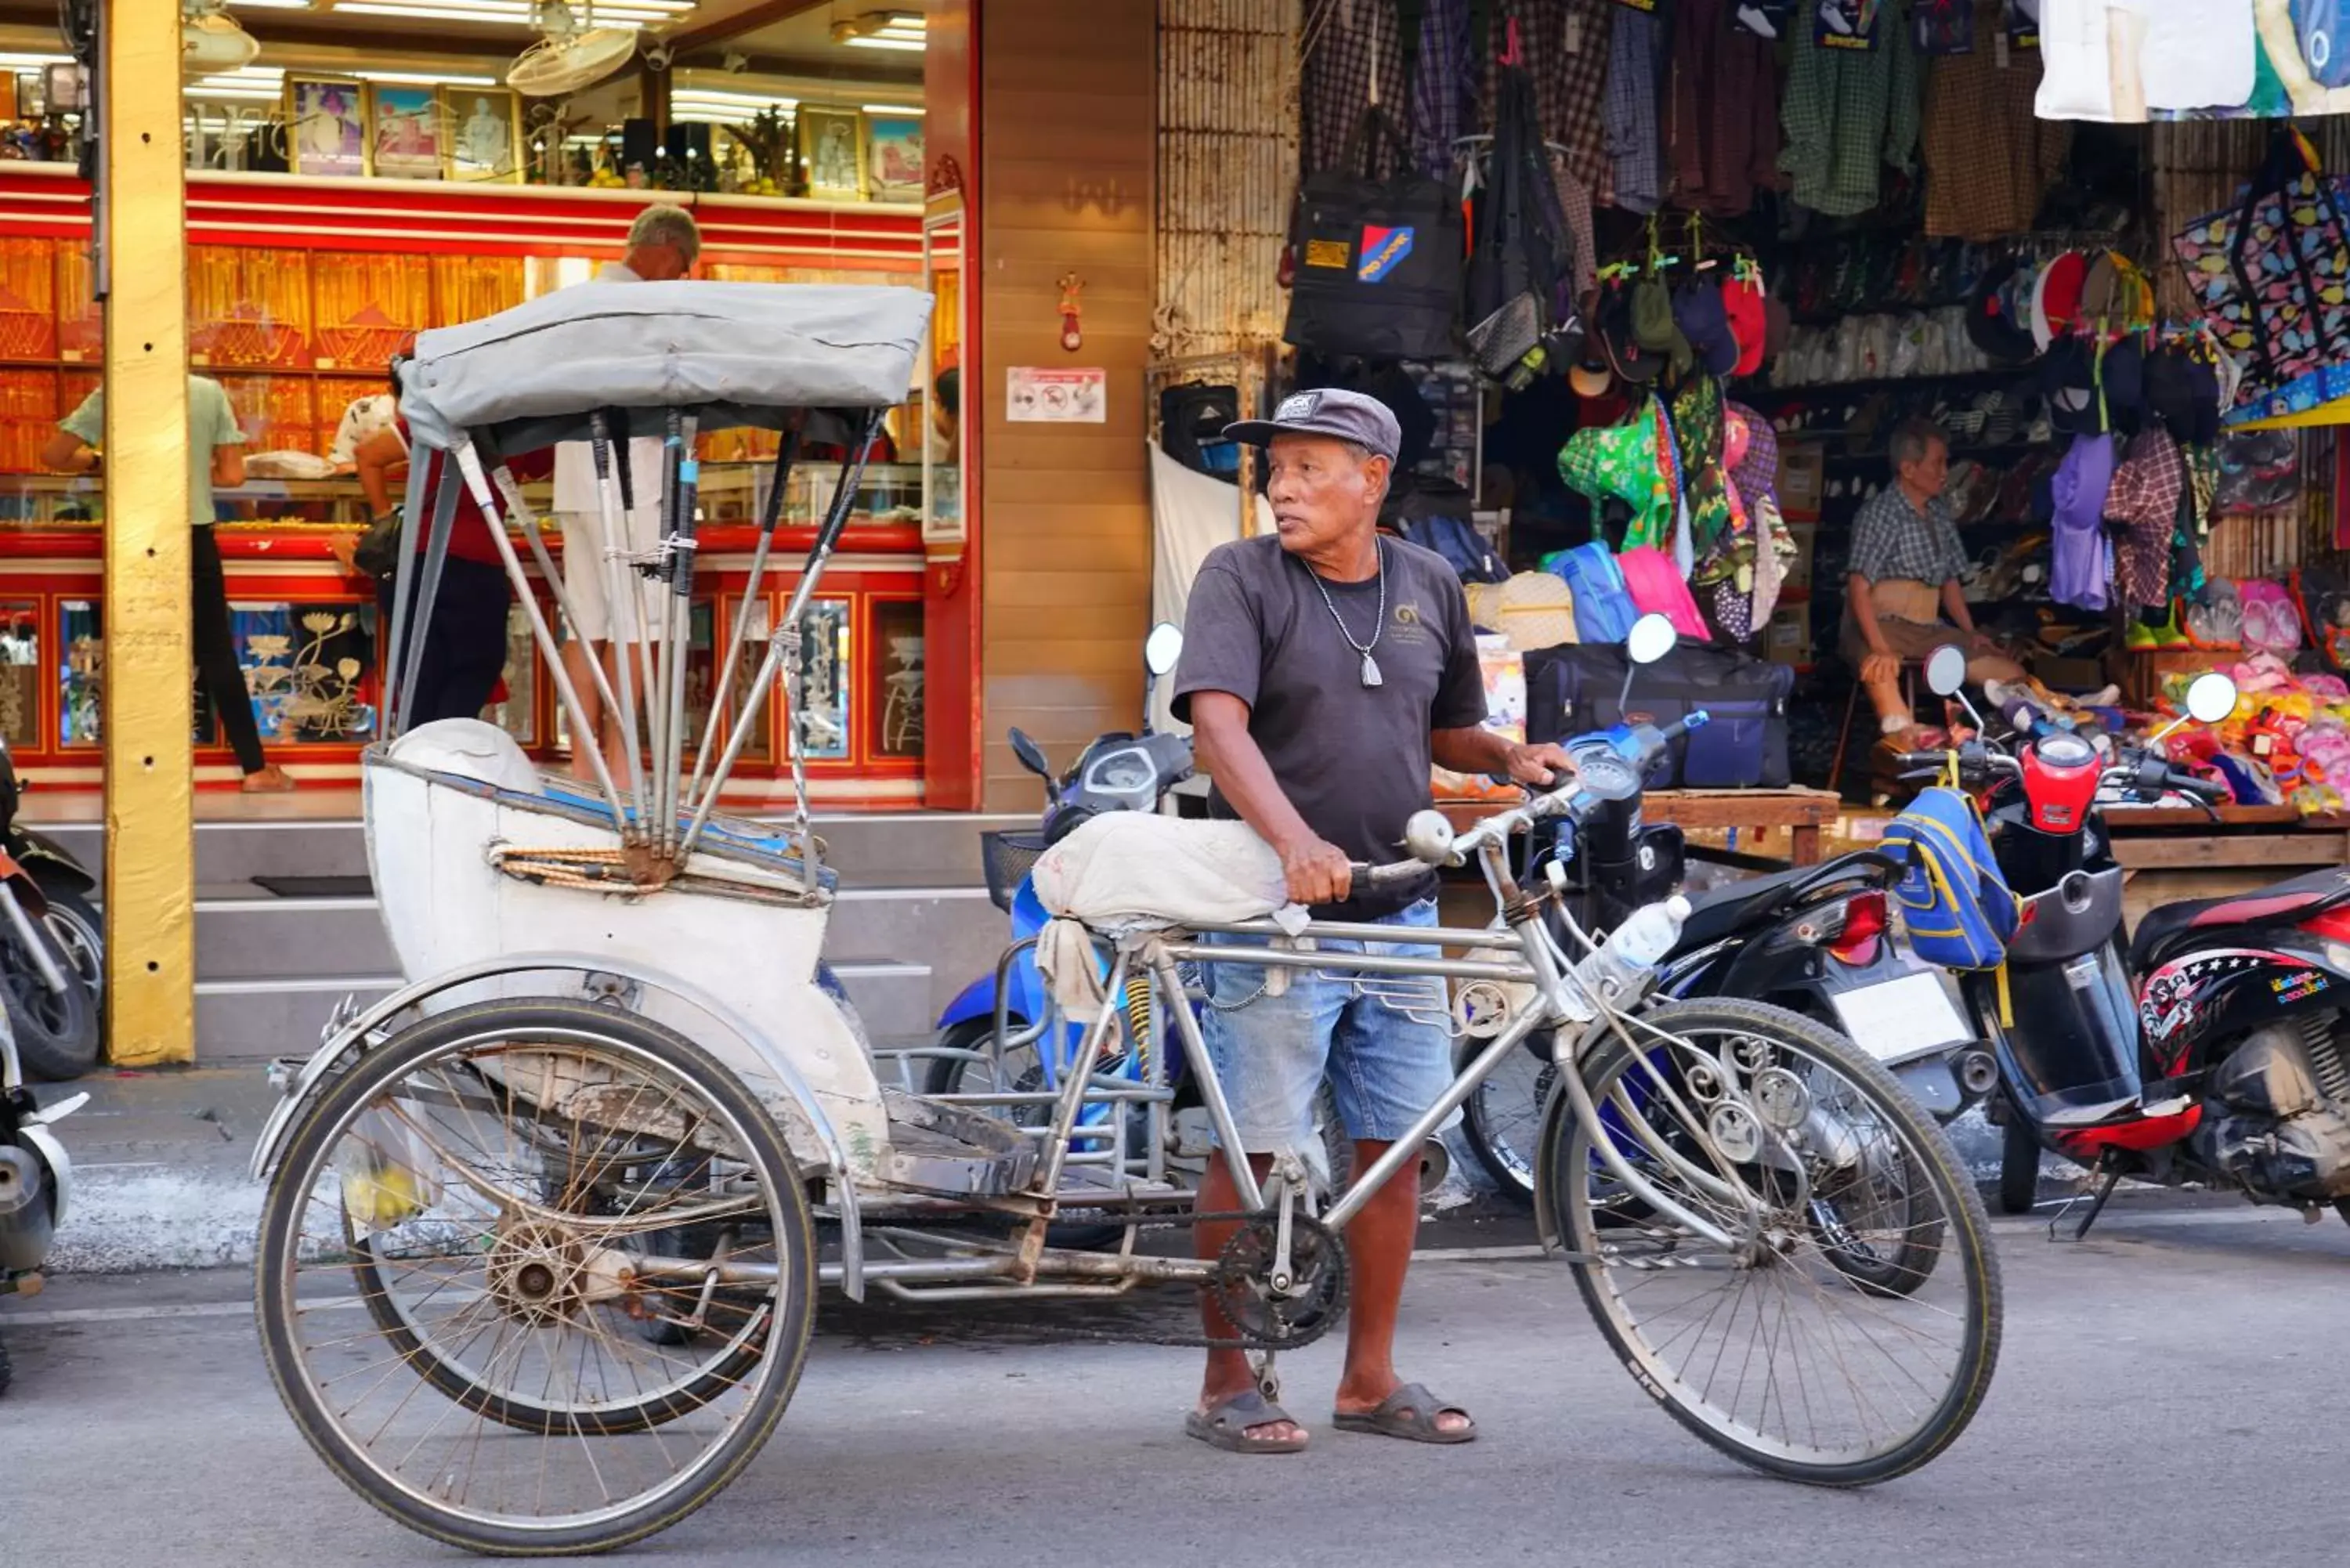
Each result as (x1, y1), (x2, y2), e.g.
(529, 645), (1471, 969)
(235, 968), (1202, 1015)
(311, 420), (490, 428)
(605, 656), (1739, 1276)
(1885, 786), (2019, 971)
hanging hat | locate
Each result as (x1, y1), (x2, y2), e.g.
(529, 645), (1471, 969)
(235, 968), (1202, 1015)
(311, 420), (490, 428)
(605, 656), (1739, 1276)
(1726, 400), (1781, 512)
(1722, 274), (1769, 377)
(2035, 249), (2090, 350)
(1632, 274), (1693, 374)
(1569, 346), (1614, 399)
(2041, 338), (2102, 434)
(1672, 279), (1741, 377)
(1600, 287), (1665, 384)
(2099, 335), (2146, 418)
(2143, 346), (2196, 435)
(1966, 256), (2039, 364)
(2076, 251), (2124, 325)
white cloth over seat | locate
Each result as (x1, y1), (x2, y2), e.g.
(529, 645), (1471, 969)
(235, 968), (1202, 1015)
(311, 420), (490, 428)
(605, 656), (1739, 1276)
(1031, 813), (1307, 1019)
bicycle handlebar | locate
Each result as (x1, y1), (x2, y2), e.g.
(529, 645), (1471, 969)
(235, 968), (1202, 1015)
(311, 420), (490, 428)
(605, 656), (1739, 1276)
(1348, 711), (1711, 883)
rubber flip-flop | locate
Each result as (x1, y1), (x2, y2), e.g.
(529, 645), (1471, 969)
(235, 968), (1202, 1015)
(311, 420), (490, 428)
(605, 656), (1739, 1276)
(1184, 1389), (1307, 1454)
(1331, 1382), (1477, 1444)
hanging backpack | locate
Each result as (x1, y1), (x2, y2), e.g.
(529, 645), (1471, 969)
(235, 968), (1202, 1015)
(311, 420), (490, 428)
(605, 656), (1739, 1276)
(1463, 41), (1571, 388)
(1401, 513), (1507, 584)
(1885, 786), (2019, 973)
(1544, 540), (1637, 646)
(1615, 545), (1709, 642)
(1283, 104), (1465, 362)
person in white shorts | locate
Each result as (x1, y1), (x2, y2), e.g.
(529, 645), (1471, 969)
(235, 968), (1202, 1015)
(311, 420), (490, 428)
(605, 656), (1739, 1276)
(552, 204), (700, 781)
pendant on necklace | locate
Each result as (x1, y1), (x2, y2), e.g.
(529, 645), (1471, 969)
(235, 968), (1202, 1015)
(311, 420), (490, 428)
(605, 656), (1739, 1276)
(1360, 651), (1383, 688)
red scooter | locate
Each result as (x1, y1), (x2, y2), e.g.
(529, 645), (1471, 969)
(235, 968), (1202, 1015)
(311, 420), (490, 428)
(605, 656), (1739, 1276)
(1907, 653), (2350, 1234)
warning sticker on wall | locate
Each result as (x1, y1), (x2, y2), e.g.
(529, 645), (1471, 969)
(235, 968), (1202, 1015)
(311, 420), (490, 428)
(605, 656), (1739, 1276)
(1008, 366), (1106, 423)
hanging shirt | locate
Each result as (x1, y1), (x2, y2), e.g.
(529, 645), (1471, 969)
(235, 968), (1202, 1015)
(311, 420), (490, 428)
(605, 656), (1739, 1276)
(2105, 425), (2186, 609)
(1408, 0), (1473, 179)
(1488, 0), (1618, 205)
(1668, 0), (1781, 217)
(1780, 8), (1922, 218)
(1300, 0), (1406, 178)
(1603, 8), (1665, 214)
(1922, 2), (2073, 240)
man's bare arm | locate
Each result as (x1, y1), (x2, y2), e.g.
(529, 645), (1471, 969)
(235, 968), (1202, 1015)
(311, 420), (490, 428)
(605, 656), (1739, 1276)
(1189, 689), (1351, 905)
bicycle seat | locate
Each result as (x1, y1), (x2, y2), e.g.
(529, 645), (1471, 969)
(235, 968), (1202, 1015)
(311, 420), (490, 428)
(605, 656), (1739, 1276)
(2128, 865), (2350, 972)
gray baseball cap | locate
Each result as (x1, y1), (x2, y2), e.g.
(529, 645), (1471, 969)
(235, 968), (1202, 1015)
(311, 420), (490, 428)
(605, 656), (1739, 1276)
(1224, 387), (1401, 463)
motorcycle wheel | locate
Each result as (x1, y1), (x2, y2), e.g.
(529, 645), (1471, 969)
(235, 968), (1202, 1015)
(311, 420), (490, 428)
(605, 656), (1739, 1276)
(1806, 1149), (1944, 1299)
(1459, 1030), (1550, 1206)
(2000, 1115), (2041, 1216)
(2, 911), (97, 1082)
(1547, 999), (2001, 1485)
(34, 887), (102, 1009)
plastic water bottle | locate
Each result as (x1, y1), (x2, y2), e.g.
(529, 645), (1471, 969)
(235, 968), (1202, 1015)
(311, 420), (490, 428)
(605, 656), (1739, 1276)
(1559, 895), (1693, 1021)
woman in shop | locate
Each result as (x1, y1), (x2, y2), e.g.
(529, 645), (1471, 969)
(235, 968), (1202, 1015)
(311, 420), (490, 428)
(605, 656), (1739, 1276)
(42, 377), (295, 793)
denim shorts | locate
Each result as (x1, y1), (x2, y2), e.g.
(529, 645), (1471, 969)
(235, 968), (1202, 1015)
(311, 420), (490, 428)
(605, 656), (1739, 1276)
(1196, 898), (1454, 1151)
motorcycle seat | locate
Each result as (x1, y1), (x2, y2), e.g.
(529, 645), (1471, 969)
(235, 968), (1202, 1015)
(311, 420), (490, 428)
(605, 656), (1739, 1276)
(2128, 865), (2350, 972)
(1676, 851), (1899, 951)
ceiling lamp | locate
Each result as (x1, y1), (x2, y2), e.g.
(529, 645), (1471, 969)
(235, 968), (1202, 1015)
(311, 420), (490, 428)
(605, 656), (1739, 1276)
(184, 0), (263, 73)
(833, 9), (924, 49)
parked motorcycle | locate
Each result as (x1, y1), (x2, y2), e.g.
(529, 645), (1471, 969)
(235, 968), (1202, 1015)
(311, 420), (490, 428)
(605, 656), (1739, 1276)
(1, 1008), (83, 1394)
(1462, 619), (1996, 1208)
(0, 734), (99, 1081)
(1900, 652), (2350, 1233)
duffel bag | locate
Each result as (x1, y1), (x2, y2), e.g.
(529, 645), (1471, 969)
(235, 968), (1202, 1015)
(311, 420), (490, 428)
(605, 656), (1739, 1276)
(1525, 641), (1794, 789)
(1282, 107), (1464, 363)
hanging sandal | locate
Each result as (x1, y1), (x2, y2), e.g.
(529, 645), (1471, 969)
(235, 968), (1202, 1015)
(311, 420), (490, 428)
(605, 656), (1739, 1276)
(1332, 1382), (1477, 1445)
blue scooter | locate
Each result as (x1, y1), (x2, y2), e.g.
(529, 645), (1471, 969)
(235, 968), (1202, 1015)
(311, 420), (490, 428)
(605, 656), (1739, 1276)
(928, 625), (1360, 1198)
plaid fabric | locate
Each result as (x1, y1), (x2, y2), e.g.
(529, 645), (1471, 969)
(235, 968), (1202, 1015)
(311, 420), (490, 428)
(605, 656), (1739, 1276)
(1668, 0), (1780, 217)
(1302, 0), (1408, 179)
(1849, 485), (1968, 586)
(1552, 162), (1599, 301)
(1409, 0), (1473, 179)
(1780, 4), (1922, 218)
(1604, 7), (1664, 215)
(2107, 427), (2186, 608)
(1921, 2), (2070, 240)
(1726, 400), (1781, 511)
(1488, 0), (1618, 206)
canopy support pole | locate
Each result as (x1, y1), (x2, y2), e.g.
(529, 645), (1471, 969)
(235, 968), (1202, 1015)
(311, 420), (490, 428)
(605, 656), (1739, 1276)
(680, 409), (886, 861)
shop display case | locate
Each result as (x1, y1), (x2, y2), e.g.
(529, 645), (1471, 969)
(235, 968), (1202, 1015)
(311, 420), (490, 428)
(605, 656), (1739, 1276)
(0, 164), (930, 797)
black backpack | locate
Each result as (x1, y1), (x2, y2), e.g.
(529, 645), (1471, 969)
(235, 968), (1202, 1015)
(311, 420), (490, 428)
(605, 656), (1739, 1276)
(1525, 642), (1795, 789)
(1282, 105), (1464, 362)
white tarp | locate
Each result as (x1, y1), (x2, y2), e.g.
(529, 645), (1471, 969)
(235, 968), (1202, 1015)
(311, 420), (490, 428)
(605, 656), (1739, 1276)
(1031, 812), (1305, 1019)
(1148, 441), (1268, 735)
(397, 282), (933, 451)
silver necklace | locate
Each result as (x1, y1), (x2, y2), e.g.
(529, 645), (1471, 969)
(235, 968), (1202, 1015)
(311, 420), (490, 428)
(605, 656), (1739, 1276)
(1303, 540), (1386, 688)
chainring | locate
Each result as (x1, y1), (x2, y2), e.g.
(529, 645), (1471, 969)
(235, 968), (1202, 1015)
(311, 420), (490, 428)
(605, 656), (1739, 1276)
(1212, 1212), (1347, 1350)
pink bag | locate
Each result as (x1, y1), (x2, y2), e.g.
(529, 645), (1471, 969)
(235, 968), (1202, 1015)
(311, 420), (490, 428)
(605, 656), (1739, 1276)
(2240, 580), (2304, 653)
(1615, 545), (1710, 642)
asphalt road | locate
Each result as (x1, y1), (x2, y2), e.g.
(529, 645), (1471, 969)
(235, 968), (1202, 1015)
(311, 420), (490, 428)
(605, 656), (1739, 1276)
(3, 1195), (2345, 1568)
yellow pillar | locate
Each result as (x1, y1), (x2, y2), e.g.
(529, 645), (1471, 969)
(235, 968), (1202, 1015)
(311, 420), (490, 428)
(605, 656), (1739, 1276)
(99, 1), (195, 1067)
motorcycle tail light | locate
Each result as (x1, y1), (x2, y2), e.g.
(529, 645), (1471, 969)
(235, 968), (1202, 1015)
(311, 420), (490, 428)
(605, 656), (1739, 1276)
(1825, 890), (1888, 966)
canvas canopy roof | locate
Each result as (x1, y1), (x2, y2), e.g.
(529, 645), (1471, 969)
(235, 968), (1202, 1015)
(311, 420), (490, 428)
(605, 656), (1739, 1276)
(393, 281), (934, 453)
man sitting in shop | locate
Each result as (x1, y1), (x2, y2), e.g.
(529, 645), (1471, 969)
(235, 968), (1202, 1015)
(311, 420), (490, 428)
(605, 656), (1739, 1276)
(1843, 418), (2026, 743)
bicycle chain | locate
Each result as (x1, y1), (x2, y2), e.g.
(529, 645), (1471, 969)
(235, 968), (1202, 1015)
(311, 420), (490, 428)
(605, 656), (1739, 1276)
(982, 1204), (1348, 1353)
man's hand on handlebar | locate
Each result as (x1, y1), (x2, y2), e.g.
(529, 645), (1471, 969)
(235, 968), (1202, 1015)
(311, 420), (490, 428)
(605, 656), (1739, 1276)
(1275, 833), (1354, 906)
(1503, 740), (1578, 789)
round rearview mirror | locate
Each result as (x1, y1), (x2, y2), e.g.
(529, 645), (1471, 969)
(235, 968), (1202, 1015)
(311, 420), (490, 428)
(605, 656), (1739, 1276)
(1143, 621), (1184, 677)
(2186, 670), (2239, 724)
(1625, 612), (1677, 666)
(1924, 643), (1968, 698)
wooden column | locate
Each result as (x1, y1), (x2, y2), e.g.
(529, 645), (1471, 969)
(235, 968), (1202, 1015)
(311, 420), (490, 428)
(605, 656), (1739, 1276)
(99, 0), (196, 1066)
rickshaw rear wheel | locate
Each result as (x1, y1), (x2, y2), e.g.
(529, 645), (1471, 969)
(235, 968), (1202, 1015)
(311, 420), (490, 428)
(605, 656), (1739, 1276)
(256, 998), (815, 1557)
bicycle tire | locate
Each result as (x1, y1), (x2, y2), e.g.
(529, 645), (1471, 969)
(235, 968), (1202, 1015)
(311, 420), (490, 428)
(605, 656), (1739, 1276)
(1543, 997), (2001, 1487)
(256, 999), (815, 1557)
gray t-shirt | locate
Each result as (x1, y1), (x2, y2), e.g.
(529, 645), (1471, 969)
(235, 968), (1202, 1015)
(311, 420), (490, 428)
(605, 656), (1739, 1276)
(1173, 532), (1487, 919)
